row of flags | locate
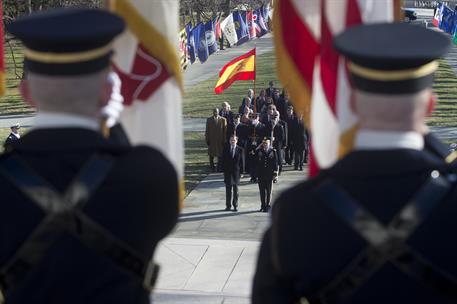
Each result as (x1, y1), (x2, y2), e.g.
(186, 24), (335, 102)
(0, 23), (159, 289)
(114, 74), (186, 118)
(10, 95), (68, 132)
(179, 5), (272, 69)
(433, 2), (457, 44)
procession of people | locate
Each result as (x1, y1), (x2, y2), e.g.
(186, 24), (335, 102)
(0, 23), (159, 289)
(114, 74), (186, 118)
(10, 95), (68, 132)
(204, 82), (310, 212)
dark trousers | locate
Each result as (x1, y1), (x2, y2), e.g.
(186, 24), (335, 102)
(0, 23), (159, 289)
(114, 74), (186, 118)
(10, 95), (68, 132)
(258, 179), (273, 209)
(285, 145), (294, 164)
(294, 148), (305, 169)
(225, 184), (238, 209)
(209, 156), (222, 172)
(276, 148), (284, 175)
(247, 153), (257, 179)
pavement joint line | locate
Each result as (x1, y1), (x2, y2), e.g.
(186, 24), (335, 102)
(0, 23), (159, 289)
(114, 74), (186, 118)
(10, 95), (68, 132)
(162, 243), (198, 267)
(222, 247), (245, 293)
(183, 244), (211, 290)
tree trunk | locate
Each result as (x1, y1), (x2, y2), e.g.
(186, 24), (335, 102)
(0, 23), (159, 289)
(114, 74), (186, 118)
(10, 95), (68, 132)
(224, 0), (231, 16)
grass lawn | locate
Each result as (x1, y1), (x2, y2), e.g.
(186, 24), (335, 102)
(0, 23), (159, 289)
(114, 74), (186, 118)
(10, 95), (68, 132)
(429, 60), (457, 126)
(183, 131), (209, 196)
(0, 40), (33, 116)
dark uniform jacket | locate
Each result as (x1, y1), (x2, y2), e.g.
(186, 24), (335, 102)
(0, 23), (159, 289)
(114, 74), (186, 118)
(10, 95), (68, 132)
(226, 123), (249, 145)
(4, 133), (19, 152)
(265, 87), (275, 98)
(256, 148), (278, 181)
(263, 122), (285, 150)
(253, 148), (457, 304)
(219, 110), (234, 123)
(290, 117), (308, 149)
(0, 128), (179, 304)
(222, 145), (244, 185)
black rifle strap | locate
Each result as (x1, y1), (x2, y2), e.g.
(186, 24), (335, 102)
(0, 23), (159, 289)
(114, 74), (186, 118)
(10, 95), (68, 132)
(308, 171), (457, 303)
(0, 155), (158, 295)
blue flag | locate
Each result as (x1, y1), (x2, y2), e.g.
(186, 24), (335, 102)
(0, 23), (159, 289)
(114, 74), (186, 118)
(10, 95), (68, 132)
(254, 8), (268, 36)
(233, 10), (249, 45)
(262, 5), (270, 24)
(186, 22), (196, 64)
(194, 23), (209, 63)
(205, 20), (218, 55)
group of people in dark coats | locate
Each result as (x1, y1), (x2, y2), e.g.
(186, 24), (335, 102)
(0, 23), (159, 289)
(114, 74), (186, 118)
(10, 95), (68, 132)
(213, 81), (310, 212)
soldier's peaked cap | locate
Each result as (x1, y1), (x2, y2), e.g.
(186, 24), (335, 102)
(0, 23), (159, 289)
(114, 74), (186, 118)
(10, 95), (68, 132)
(333, 23), (450, 94)
(7, 8), (125, 76)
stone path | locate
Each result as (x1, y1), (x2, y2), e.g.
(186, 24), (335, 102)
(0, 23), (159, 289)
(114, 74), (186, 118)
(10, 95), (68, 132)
(152, 167), (306, 303)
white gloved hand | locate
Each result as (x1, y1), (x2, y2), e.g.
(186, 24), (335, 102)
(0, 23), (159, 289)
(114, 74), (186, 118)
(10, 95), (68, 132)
(101, 71), (124, 128)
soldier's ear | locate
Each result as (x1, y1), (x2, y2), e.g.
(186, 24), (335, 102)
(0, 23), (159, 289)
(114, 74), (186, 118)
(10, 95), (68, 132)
(19, 79), (35, 107)
(426, 93), (436, 116)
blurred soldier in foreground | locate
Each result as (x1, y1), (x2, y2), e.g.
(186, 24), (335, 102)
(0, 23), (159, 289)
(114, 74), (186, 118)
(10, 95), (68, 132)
(252, 23), (457, 303)
(3, 123), (21, 153)
(0, 8), (178, 303)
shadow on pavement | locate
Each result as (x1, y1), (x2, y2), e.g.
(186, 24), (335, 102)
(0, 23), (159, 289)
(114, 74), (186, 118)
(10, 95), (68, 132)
(179, 210), (261, 223)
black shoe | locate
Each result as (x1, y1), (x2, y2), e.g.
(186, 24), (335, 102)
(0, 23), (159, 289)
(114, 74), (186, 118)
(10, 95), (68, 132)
(262, 208), (268, 213)
(259, 207), (264, 212)
(224, 207), (231, 211)
(294, 166), (298, 170)
(232, 208), (238, 212)
(299, 166), (303, 171)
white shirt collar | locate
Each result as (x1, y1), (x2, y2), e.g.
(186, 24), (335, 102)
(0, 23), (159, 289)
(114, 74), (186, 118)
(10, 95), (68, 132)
(12, 132), (20, 139)
(355, 130), (424, 151)
(33, 111), (100, 131)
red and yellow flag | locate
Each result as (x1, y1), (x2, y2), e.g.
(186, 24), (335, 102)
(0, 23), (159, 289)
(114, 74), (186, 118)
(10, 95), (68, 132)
(214, 48), (256, 94)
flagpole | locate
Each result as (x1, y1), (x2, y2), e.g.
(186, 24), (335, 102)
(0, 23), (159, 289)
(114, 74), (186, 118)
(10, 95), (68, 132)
(253, 46), (257, 114)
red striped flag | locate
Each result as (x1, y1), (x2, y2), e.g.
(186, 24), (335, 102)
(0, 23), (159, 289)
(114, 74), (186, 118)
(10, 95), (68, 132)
(274, 0), (401, 176)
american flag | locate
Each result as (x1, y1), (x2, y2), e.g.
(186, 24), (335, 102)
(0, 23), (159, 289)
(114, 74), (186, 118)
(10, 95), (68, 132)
(273, 0), (401, 176)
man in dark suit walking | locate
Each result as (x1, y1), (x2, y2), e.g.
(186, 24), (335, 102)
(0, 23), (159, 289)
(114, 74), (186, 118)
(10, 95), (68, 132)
(222, 135), (244, 211)
(0, 9), (179, 303)
(253, 23), (457, 304)
(256, 138), (278, 212)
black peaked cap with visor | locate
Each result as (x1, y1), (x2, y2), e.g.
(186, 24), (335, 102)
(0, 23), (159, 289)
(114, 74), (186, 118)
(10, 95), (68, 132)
(333, 22), (450, 94)
(7, 8), (125, 76)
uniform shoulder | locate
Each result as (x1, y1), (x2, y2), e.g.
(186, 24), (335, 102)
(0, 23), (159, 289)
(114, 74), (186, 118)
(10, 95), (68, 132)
(273, 172), (328, 213)
(122, 145), (177, 178)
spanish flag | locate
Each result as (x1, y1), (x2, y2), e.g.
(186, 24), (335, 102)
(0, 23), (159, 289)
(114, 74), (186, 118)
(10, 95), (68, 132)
(214, 48), (256, 94)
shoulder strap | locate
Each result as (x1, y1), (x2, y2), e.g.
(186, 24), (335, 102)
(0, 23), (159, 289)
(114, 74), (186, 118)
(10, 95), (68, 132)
(308, 171), (457, 304)
(0, 155), (158, 296)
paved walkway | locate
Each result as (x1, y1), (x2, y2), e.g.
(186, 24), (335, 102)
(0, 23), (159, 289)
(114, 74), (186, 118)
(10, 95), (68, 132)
(152, 166), (306, 303)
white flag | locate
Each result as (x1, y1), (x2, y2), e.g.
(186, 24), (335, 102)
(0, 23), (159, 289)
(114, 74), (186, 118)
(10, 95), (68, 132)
(221, 13), (238, 46)
(109, 0), (184, 201)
